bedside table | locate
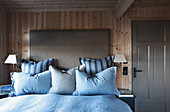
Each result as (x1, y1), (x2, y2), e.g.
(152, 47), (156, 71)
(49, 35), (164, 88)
(118, 89), (135, 112)
(0, 93), (9, 99)
(0, 85), (11, 99)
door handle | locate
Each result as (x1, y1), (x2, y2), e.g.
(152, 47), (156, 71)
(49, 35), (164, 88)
(133, 67), (142, 78)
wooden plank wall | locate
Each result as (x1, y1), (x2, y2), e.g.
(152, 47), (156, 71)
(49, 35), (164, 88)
(6, 10), (131, 89)
(3, 6), (170, 90)
(0, 7), (9, 85)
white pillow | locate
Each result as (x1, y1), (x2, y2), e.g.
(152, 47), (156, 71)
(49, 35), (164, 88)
(49, 65), (81, 94)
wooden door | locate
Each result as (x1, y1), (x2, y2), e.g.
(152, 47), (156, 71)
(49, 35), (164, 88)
(132, 21), (170, 112)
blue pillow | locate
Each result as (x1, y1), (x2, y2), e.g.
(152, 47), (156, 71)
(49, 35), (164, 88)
(10, 72), (30, 97)
(21, 58), (54, 75)
(79, 56), (114, 75)
(73, 66), (120, 96)
(11, 70), (51, 96)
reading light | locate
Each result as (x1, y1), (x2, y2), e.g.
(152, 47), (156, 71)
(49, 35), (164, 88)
(114, 53), (127, 67)
(4, 54), (20, 68)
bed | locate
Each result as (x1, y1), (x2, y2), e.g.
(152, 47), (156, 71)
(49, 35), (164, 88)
(0, 94), (131, 112)
(0, 29), (132, 112)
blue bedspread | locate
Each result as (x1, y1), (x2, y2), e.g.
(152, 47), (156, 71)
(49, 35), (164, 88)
(0, 94), (132, 112)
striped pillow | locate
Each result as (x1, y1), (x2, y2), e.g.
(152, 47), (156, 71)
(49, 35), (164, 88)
(21, 58), (54, 75)
(79, 56), (114, 75)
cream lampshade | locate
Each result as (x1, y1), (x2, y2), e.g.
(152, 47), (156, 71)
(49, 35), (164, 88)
(4, 54), (19, 67)
(114, 53), (127, 67)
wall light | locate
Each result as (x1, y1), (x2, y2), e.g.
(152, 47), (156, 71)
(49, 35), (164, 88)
(114, 53), (127, 67)
(4, 54), (20, 68)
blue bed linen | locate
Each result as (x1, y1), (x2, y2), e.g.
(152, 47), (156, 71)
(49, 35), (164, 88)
(11, 70), (51, 96)
(73, 67), (120, 96)
(0, 94), (132, 112)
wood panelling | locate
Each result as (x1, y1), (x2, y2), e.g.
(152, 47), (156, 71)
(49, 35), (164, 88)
(1, 0), (170, 11)
(134, 0), (170, 7)
(1, 5), (170, 90)
(0, 8), (9, 85)
(0, 0), (118, 10)
(4, 9), (128, 89)
(6, 9), (132, 89)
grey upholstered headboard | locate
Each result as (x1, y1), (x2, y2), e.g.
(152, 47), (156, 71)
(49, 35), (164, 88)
(30, 29), (110, 69)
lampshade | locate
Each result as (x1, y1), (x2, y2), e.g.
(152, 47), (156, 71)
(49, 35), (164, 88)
(114, 54), (127, 63)
(4, 54), (19, 64)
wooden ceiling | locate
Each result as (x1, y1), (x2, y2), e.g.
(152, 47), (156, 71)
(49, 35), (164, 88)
(133, 0), (170, 7)
(0, 0), (118, 10)
(0, 0), (169, 11)
(0, 0), (169, 18)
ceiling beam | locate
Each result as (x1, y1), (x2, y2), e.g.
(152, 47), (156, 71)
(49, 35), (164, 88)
(115, 0), (134, 18)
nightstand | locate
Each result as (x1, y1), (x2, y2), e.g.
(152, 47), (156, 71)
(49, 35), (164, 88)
(0, 93), (9, 99)
(0, 85), (11, 99)
(118, 89), (135, 112)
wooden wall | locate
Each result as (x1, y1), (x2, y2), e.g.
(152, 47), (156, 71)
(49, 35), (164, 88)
(0, 7), (9, 85)
(6, 10), (132, 89)
(2, 5), (170, 90)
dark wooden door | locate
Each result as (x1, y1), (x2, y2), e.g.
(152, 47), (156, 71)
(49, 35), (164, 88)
(132, 21), (170, 112)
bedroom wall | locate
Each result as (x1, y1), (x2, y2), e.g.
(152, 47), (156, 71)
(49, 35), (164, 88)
(3, 5), (170, 90)
(0, 7), (9, 85)
(6, 10), (132, 89)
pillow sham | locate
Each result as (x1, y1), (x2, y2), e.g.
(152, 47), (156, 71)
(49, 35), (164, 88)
(73, 66), (120, 96)
(9, 72), (30, 97)
(49, 64), (85, 94)
(11, 70), (51, 96)
(49, 66), (76, 94)
(21, 58), (54, 75)
(79, 56), (114, 75)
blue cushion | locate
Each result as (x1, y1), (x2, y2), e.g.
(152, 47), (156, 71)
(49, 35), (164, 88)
(10, 72), (31, 97)
(11, 70), (51, 96)
(21, 58), (54, 75)
(73, 66), (120, 96)
(79, 56), (114, 75)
